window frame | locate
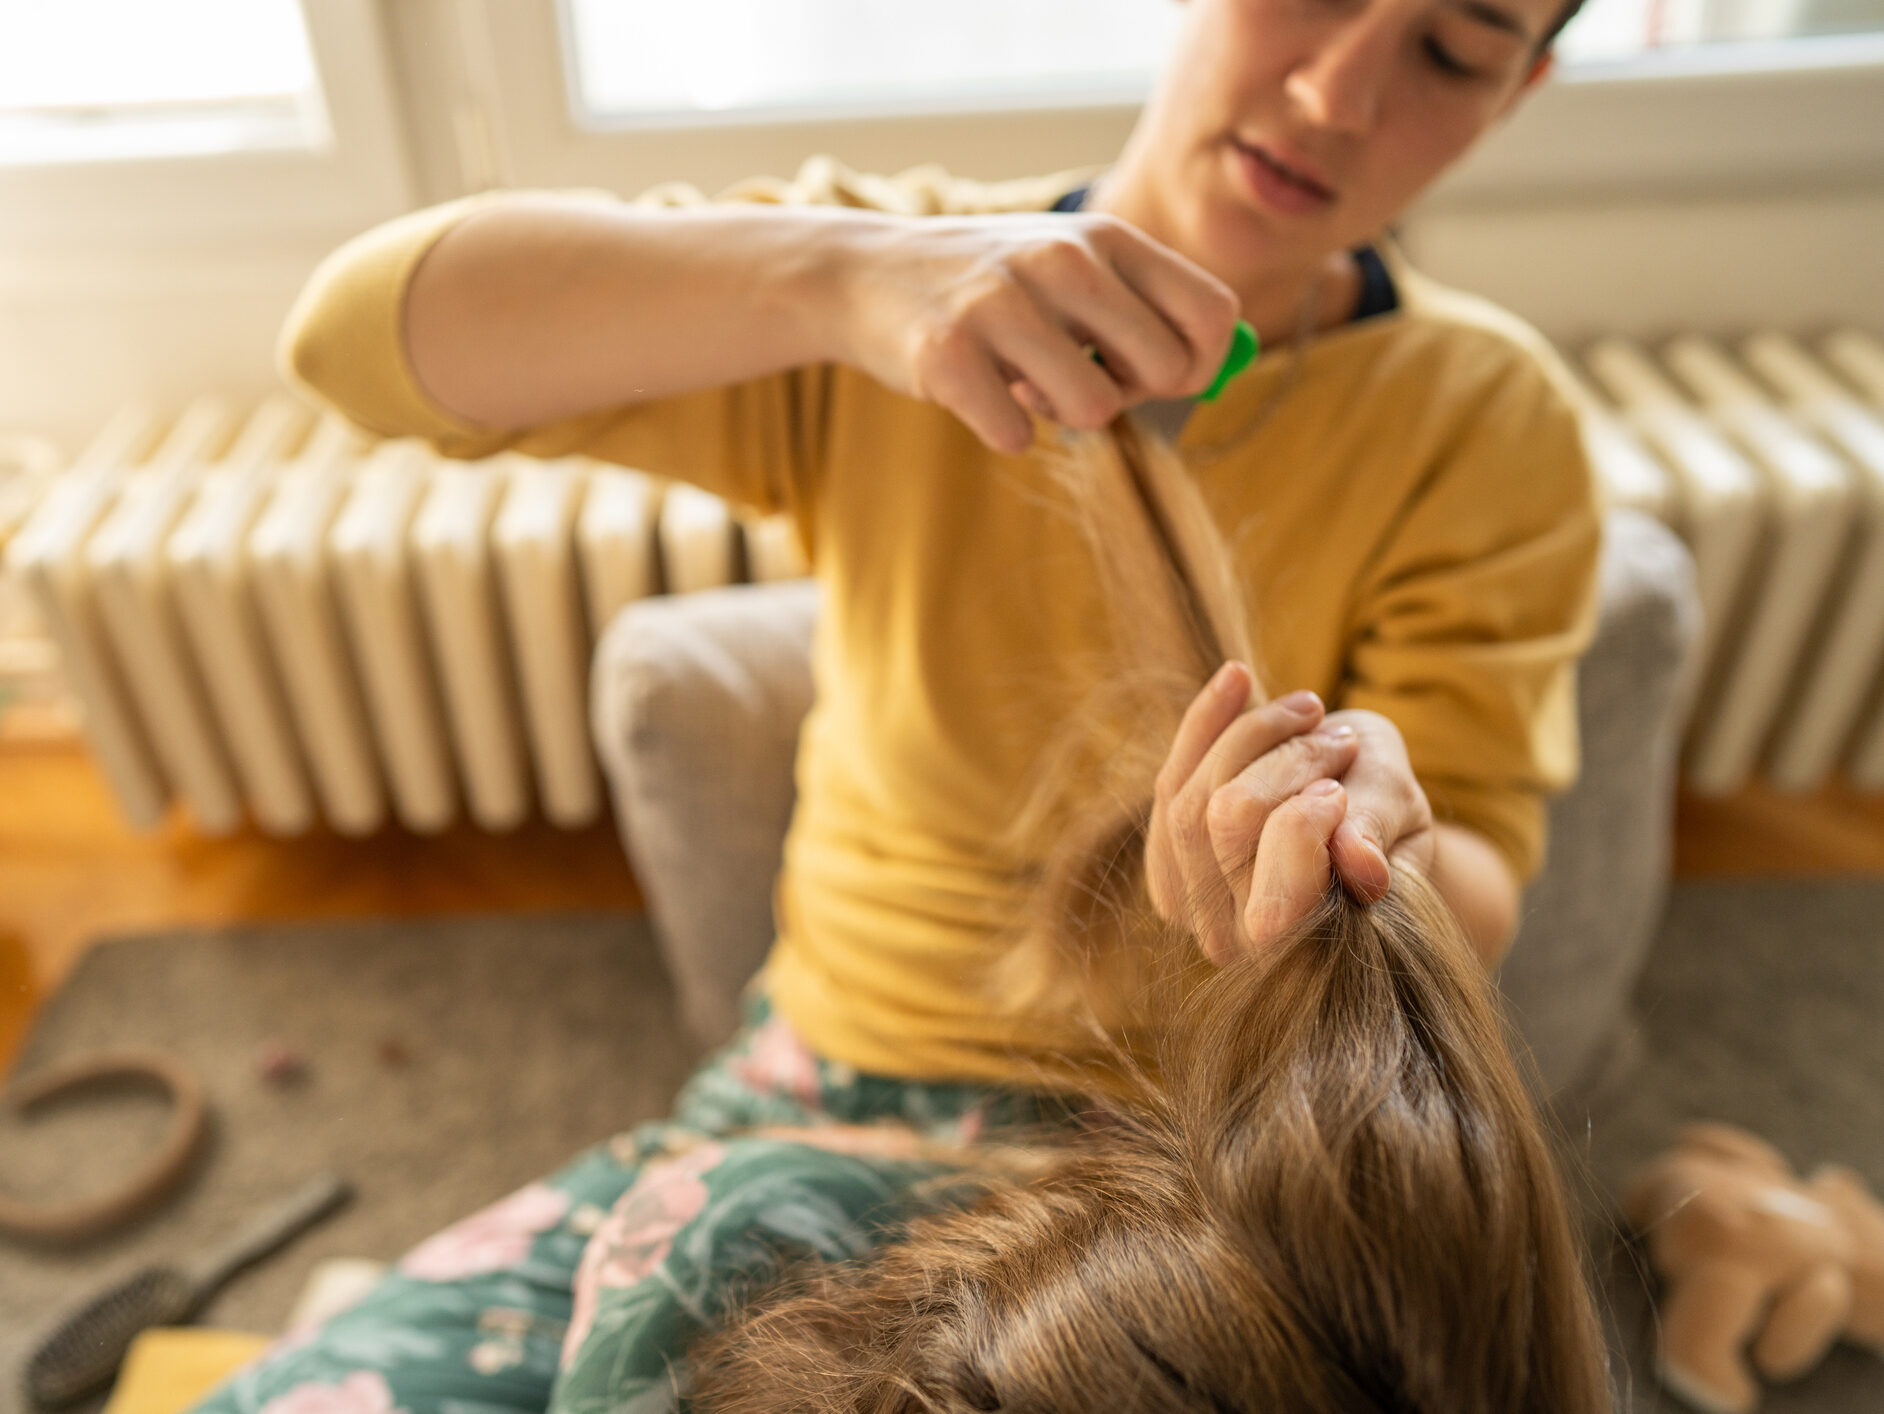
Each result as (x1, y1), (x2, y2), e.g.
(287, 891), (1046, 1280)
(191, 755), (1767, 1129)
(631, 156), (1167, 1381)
(1426, 32), (1884, 211)
(458, 0), (1140, 198)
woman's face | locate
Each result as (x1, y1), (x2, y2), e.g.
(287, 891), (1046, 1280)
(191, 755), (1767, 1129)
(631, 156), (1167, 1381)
(1134, 0), (1559, 280)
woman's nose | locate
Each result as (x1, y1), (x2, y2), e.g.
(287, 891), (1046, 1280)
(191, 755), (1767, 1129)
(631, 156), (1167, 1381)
(1284, 14), (1394, 137)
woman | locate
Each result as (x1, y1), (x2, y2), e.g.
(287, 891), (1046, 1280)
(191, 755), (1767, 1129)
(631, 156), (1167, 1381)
(198, 0), (1605, 1407)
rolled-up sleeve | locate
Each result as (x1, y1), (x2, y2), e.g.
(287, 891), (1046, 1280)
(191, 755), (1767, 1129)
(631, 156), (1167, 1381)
(275, 156), (1097, 530)
(274, 184), (828, 530)
(277, 194), (503, 447)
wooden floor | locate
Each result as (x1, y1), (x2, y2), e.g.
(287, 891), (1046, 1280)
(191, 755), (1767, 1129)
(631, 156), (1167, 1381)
(0, 737), (642, 1077)
(3, 735), (1882, 1078)
(1674, 778), (1884, 876)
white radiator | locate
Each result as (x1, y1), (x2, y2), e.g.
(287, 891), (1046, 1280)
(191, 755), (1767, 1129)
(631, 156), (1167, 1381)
(2, 406), (808, 836)
(1574, 329), (1884, 797)
(4, 329), (1883, 835)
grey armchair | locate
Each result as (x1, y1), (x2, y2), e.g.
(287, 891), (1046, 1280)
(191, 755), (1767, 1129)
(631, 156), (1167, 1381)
(591, 508), (1701, 1100)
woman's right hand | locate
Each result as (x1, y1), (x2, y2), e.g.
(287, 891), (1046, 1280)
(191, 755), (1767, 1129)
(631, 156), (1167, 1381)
(818, 211), (1242, 456)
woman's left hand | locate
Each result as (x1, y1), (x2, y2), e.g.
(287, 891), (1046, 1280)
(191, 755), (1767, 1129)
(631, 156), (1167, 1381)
(1145, 662), (1436, 964)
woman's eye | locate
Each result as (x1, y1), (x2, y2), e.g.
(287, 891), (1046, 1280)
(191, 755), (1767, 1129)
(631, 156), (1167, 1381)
(1422, 37), (1480, 77)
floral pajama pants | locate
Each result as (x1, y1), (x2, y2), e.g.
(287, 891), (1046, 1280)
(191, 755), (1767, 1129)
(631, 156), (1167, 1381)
(187, 999), (1069, 1414)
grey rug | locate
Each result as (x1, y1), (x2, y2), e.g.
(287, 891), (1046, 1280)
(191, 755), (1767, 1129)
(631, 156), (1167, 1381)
(2, 883), (1881, 1413)
(1571, 879), (1884, 1413)
(0, 913), (696, 1414)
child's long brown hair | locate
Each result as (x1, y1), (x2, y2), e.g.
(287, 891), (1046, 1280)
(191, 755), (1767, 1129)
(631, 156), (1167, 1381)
(690, 422), (1613, 1413)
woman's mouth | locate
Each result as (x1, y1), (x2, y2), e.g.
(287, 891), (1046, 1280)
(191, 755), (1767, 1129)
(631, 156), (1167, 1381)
(1232, 141), (1337, 215)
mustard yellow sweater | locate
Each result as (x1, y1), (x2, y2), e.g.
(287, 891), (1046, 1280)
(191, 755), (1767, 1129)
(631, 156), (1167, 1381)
(280, 156), (1600, 1084)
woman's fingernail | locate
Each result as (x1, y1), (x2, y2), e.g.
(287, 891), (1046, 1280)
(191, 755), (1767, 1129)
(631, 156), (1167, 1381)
(1306, 778), (1342, 797)
(1316, 723), (1356, 743)
(1212, 661), (1244, 693)
(1278, 689), (1321, 717)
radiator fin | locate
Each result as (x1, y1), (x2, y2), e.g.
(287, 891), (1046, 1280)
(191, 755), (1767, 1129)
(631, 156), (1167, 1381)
(330, 441), (457, 834)
(413, 459), (531, 832)
(493, 455), (600, 828)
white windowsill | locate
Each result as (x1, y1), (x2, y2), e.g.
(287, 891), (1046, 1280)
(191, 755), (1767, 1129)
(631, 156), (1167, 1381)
(563, 78), (1157, 135)
(0, 95), (326, 169)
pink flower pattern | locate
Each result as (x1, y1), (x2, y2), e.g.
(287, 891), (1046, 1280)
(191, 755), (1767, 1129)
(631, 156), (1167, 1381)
(955, 1102), (988, 1145)
(731, 1014), (823, 1109)
(561, 1142), (726, 1366)
(397, 1182), (571, 1282)
(258, 1371), (403, 1414)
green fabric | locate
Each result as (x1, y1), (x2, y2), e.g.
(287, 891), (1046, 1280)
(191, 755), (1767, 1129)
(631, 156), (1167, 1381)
(186, 999), (1070, 1414)
(554, 1136), (949, 1414)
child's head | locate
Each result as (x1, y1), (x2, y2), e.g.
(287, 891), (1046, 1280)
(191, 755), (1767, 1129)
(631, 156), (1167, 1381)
(689, 424), (1611, 1412)
(692, 876), (1609, 1413)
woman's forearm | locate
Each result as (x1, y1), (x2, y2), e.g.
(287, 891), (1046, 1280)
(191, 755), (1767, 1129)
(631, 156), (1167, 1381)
(402, 196), (867, 430)
(1428, 821), (1521, 970)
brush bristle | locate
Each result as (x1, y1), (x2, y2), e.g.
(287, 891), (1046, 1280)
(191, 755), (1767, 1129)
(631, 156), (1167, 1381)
(25, 1267), (193, 1408)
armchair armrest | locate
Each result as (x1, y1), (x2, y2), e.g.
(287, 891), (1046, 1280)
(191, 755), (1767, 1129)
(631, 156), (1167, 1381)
(591, 579), (820, 1044)
(1497, 508), (1701, 1097)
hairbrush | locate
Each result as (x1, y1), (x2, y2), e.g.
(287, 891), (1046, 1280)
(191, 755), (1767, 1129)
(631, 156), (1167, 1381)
(23, 1171), (352, 1409)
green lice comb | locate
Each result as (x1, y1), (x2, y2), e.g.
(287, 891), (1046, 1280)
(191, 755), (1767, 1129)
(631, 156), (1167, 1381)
(1083, 318), (1259, 404)
(1199, 320), (1260, 402)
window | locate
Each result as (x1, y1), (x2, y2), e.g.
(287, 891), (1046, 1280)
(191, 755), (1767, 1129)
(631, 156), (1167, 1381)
(525, 0), (1884, 209)
(0, 0), (411, 251)
(562, 0), (1184, 125)
(557, 0), (1884, 123)
(1558, 0), (1884, 59)
(0, 0), (325, 166)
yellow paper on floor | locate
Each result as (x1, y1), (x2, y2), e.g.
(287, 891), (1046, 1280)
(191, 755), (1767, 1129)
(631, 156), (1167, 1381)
(102, 1328), (271, 1414)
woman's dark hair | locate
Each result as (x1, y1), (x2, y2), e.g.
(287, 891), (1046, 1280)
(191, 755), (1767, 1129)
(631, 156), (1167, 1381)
(690, 423), (1613, 1414)
(1542, 0), (1593, 50)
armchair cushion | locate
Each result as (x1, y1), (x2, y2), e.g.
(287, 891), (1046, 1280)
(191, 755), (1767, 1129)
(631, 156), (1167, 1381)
(593, 579), (820, 1044)
(1495, 508), (1700, 1096)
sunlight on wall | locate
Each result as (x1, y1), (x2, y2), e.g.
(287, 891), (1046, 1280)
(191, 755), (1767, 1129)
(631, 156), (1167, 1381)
(0, 0), (313, 109)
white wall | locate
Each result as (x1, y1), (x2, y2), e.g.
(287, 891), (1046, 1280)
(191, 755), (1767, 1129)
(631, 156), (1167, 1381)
(0, 241), (348, 461)
(1401, 188), (1884, 347)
